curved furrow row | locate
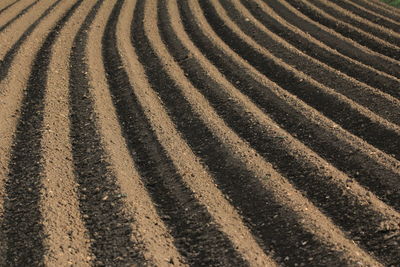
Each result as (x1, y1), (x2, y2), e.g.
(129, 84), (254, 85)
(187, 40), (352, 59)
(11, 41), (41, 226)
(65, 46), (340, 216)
(220, 0), (400, 127)
(309, 0), (400, 46)
(350, 0), (400, 21)
(200, 0), (400, 162)
(160, 0), (400, 265)
(68, 0), (156, 265)
(241, 0), (400, 100)
(86, 1), (186, 265)
(330, 0), (400, 32)
(372, 0), (400, 10)
(0, 0), (79, 264)
(287, 0), (400, 60)
(0, 0), (21, 16)
(177, 0), (400, 218)
(0, 0), (39, 33)
(374, 0), (400, 12)
(39, 0), (101, 265)
(0, 0), (56, 60)
(137, 0), (384, 265)
(103, 0), (252, 265)
(263, 0), (400, 80)
(0, 0), (63, 82)
(224, 0), (400, 127)
(1, 0), (88, 265)
(0, 0), (32, 26)
(104, 0), (272, 265)
(0, 0), (398, 265)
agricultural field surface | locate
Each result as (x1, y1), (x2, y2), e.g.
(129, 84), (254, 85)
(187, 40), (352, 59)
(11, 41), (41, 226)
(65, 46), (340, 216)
(0, 0), (399, 266)
(381, 0), (400, 8)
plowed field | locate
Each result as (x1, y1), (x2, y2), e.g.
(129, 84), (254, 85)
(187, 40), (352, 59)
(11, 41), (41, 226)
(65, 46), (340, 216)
(0, 0), (399, 266)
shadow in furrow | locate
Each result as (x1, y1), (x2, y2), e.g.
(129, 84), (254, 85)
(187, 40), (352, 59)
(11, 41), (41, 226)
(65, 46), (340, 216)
(0, 0), (22, 16)
(2, 1), (84, 266)
(102, 0), (248, 265)
(347, 0), (400, 22)
(218, 0), (400, 126)
(199, 0), (400, 161)
(0, 0), (40, 32)
(0, 0), (63, 82)
(159, 1), (400, 264)
(307, 0), (400, 48)
(263, 0), (400, 78)
(328, 0), (400, 33)
(69, 0), (146, 265)
(240, 0), (400, 99)
(178, 0), (400, 222)
(131, 0), (356, 266)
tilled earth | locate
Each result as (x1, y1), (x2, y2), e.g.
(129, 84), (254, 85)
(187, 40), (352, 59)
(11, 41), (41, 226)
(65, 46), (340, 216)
(0, 0), (399, 266)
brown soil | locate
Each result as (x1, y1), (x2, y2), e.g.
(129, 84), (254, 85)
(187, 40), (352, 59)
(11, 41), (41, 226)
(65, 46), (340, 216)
(291, 0), (400, 57)
(332, 0), (400, 32)
(0, 0), (399, 266)
(348, 0), (400, 22)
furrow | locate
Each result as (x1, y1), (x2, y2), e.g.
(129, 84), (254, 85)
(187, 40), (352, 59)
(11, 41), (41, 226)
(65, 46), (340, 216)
(263, 0), (400, 80)
(161, 0), (400, 264)
(201, 0), (400, 161)
(178, 0), (400, 217)
(138, 0), (383, 265)
(370, 0), (400, 10)
(242, 0), (400, 100)
(0, 0), (18, 11)
(104, 0), (262, 265)
(1, 0), (86, 265)
(0, 0), (39, 33)
(40, 0), (99, 265)
(220, 0), (400, 127)
(363, 0), (400, 15)
(309, 0), (400, 45)
(288, 0), (400, 60)
(0, 0), (32, 26)
(0, 0), (21, 16)
(119, 0), (276, 265)
(329, 0), (400, 32)
(350, 0), (400, 21)
(0, 0), (397, 264)
(69, 0), (150, 265)
(0, 0), (63, 82)
(0, 0), (57, 64)
(0, 0), (70, 263)
(88, 0), (186, 264)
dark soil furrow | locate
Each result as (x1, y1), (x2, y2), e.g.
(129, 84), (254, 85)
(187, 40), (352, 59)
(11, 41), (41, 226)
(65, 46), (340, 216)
(132, 0), (366, 266)
(0, 0), (40, 32)
(288, 0), (400, 60)
(309, 0), (400, 46)
(178, 0), (400, 213)
(69, 0), (148, 266)
(219, 0), (400, 127)
(200, 0), (400, 160)
(329, 0), (400, 32)
(348, 0), (400, 21)
(263, 0), (400, 80)
(1, 1), (83, 265)
(374, 0), (400, 10)
(0, 0), (21, 16)
(274, 0), (400, 78)
(160, 1), (400, 264)
(240, 0), (400, 99)
(101, 1), (250, 266)
(0, 0), (63, 82)
(0, 0), (398, 264)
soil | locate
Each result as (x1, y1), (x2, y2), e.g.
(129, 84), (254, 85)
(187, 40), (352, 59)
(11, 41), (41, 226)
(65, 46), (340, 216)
(0, 0), (399, 266)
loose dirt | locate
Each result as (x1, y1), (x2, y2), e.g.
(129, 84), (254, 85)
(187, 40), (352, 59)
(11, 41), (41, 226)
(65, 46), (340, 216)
(0, 0), (399, 266)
